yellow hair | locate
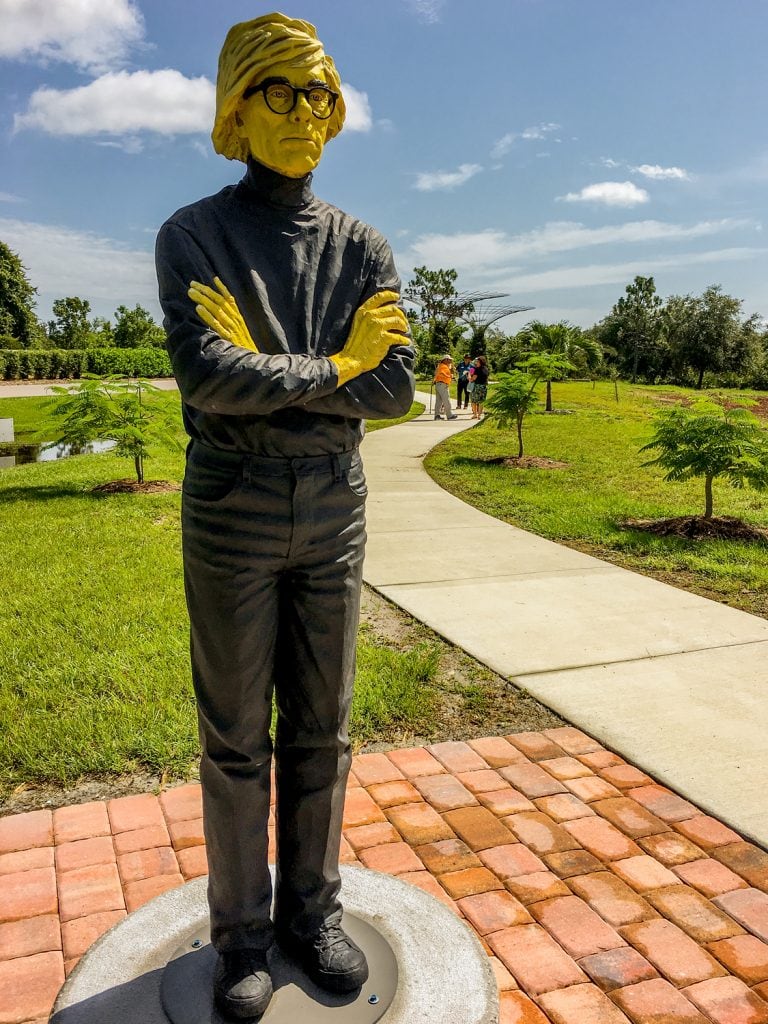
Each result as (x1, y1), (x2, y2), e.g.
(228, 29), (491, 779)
(212, 12), (346, 163)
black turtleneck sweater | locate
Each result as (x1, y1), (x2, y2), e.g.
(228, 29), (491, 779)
(155, 159), (415, 457)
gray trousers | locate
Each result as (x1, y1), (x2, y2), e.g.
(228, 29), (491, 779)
(434, 381), (453, 418)
(181, 439), (366, 953)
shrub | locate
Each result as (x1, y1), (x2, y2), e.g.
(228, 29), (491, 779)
(1, 351), (20, 380)
(49, 376), (182, 483)
(641, 398), (768, 519)
(0, 347), (172, 380)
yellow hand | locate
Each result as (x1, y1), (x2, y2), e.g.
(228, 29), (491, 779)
(188, 277), (259, 352)
(330, 290), (409, 386)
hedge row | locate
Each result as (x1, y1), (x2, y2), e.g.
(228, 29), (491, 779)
(0, 348), (173, 380)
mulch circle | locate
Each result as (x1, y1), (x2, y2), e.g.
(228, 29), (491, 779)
(484, 455), (569, 470)
(91, 479), (180, 494)
(624, 514), (768, 543)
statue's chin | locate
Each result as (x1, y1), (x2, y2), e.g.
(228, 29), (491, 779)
(252, 153), (319, 178)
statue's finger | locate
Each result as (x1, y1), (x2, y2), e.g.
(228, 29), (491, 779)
(190, 289), (237, 332)
(213, 276), (236, 302)
(188, 282), (221, 302)
(195, 305), (229, 339)
(357, 290), (400, 315)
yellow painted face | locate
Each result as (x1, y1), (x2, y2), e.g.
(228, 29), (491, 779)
(235, 59), (332, 178)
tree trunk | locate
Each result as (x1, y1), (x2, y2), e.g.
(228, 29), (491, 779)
(696, 366), (705, 389)
(516, 412), (524, 458)
(545, 380), (552, 412)
(135, 454), (144, 484)
(614, 379), (619, 402)
(704, 475), (713, 519)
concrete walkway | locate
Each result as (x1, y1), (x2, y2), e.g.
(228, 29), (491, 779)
(361, 393), (768, 849)
(0, 380), (179, 399)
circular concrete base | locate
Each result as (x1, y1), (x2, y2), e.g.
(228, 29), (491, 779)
(160, 913), (397, 1023)
(51, 865), (499, 1024)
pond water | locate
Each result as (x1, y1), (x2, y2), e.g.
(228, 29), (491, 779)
(0, 439), (117, 468)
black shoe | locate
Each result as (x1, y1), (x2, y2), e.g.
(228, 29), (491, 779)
(447, 414), (458, 419)
(214, 949), (273, 1019)
(278, 923), (369, 994)
(433, 414), (442, 419)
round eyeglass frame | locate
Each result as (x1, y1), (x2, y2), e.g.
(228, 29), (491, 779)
(242, 78), (338, 120)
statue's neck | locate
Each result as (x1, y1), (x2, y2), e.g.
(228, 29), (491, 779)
(241, 158), (314, 209)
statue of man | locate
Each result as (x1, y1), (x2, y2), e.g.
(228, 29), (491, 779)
(155, 13), (414, 1019)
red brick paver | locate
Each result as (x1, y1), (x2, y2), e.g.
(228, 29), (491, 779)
(0, 950), (64, 1023)
(611, 978), (709, 1023)
(1, 734), (766, 1024)
(683, 976), (768, 1024)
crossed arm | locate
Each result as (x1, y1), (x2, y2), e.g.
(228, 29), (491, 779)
(188, 276), (409, 387)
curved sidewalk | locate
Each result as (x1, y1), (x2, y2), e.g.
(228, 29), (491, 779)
(361, 392), (768, 848)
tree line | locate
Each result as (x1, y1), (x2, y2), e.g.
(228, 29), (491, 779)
(0, 241), (164, 350)
(3, 238), (766, 387)
(405, 265), (767, 390)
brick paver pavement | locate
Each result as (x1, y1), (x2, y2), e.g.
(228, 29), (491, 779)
(2, 728), (768, 1024)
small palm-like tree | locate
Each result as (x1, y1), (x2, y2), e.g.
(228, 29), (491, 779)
(50, 376), (180, 484)
(517, 320), (601, 411)
(640, 399), (768, 519)
(485, 354), (573, 457)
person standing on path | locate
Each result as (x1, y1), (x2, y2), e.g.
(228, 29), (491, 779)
(155, 13), (414, 1019)
(456, 354), (473, 409)
(433, 354), (458, 420)
(469, 354), (490, 419)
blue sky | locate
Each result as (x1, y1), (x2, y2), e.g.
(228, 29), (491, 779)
(1, 0), (766, 331)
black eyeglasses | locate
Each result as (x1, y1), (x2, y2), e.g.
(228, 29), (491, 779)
(242, 78), (338, 120)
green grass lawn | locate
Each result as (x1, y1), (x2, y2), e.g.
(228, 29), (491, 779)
(0, 393), (425, 798)
(426, 380), (768, 617)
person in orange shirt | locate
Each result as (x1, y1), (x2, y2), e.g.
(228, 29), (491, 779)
(432, 355), (458, 420)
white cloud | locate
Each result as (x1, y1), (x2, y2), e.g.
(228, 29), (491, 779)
(495, 248), (766, 294)
(0, 217), (159, 320)
(402, 0), (445, 23)
(559, 181), (650, 207)
(490, 134), (516, 160)
(413, 163), (482, 192)
(340, 82), (372, 132)
(491, 122), (560, 160)
(14, 70), (215, 138)
(521, 122), (560, 141)
(0, 0), (144, 73)
(397, 219), (754, 274)
(633, 163), (690, 181)
(600, 157), (691, 180)
(13, 71), (373, 142)
(95, 136), (145, 154)
(0, 192), (25, 203)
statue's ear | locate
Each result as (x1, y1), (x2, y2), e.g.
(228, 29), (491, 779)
(233, 108), (247, 138)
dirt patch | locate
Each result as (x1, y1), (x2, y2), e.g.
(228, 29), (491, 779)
(0, 378), (68, 387)
(647, 392), (693, 407)
(1, 772), (167, 816)
(623, 515), (768, 543)
(485, 455), (569, 470)
(1, 585), (564, 815)
(92, 479), (180, 494)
